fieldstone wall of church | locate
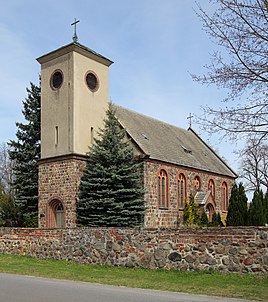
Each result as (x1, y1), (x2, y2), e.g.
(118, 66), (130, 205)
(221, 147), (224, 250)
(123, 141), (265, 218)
(38, 156), (87, 228)
(0, 227), (267, 273)
(38, 157), (234, 229)
(143, 160), (235, 228)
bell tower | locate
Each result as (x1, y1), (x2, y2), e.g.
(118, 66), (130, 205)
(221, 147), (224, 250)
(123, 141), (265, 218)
(37, 41), (113, 228)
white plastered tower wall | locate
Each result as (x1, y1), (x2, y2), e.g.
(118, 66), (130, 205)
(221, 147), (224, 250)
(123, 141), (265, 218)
(37, 43), (113, 159)
(37, 43), (113, 228)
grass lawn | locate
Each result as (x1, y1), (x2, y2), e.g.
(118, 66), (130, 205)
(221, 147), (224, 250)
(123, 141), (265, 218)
(0, 254), (267, 301)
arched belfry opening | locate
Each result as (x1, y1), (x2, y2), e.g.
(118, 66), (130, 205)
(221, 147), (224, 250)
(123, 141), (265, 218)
(47, 199), (65, 228)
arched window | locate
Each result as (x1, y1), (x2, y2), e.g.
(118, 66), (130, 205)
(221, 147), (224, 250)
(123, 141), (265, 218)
(208, 179), (215, 198)
(221, 182), (228, 211)
(178, 173), (186, 208)
(194, 176), (201, 192)
(158, 169), (168, 208)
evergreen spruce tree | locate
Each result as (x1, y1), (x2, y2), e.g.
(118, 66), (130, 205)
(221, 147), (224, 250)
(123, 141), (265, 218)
(8, 82), (40, 227)
(248, 190), (265, 226)
(226, 183), (248, 226)
(77, 104), (145, 227)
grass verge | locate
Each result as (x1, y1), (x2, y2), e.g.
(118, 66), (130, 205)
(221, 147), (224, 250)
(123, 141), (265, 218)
(0, 254), (267, 301)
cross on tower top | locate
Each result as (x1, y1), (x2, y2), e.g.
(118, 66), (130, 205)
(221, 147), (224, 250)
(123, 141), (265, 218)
(71, 18), (80, 43)
(187, 113), (194, 128)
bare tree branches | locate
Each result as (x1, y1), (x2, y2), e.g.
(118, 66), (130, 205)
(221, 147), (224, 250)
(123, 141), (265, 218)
(0, 143), (14, 194)
(193, 0), (268, 142)
(239, 138), (268, 191)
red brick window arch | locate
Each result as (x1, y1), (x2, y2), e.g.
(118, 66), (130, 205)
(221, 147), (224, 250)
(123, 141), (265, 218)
(208, 179), (215, 198)
(221, 182), (228, 211)
(194, 175), (201, 192)
(178, 173), (186, 208)
(158, 169), (168, 208)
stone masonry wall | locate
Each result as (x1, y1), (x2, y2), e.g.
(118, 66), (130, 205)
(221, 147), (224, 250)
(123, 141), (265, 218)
(144, 160), (234, 228)
(38, 156), (234, 229)
(0, 227), (267, 273)
(38, 156), (87, 228)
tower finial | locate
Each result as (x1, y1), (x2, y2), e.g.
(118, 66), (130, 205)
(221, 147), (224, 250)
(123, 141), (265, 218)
(71, 18), (80, 42)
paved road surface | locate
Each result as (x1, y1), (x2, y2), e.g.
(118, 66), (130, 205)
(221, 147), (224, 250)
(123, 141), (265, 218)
(0, 273), (256, 302)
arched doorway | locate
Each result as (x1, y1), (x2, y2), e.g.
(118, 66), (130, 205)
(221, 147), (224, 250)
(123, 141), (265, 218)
(47, 199), (65, 228)
(206, 203), (215, 223)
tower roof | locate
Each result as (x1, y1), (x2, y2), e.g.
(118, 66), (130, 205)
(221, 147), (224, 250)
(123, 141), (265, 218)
(36, 42), (113, 66)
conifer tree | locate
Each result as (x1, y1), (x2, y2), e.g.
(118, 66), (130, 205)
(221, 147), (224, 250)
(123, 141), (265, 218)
(217, 212), (223, 226)
(183, 199), (191, 226)
(211, 212), (218, 226)
(211, 212), (223, 227)
(200, 211), (209, 226)
(183, 194), (200, 226)
(77, 104), (145, 227)
(0, 185), (18, 227)
(8, 82), (40, 227)
(248, 190), (265, 226)
(226, 183), (248, 226)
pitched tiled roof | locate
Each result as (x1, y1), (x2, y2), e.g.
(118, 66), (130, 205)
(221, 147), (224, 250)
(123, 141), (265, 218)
(113, 104), (237, 178)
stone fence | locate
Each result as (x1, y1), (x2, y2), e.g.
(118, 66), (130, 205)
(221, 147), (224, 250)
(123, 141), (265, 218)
(0, 227), (267, 273)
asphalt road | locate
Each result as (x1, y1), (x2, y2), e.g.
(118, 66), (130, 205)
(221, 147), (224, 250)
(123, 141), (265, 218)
(0, 273), (256, 302)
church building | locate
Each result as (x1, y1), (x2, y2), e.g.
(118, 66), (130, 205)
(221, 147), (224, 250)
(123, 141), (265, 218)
(37, 40), (237, 229)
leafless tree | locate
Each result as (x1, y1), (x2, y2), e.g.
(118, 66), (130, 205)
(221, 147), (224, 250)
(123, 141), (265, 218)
(239, 138), (268, 191)
(0, 143), (14, 194)
(192, 0), (268, 143)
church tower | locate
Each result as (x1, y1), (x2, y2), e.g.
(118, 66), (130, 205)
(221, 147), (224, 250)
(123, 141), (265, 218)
(37, 41), (113, 228)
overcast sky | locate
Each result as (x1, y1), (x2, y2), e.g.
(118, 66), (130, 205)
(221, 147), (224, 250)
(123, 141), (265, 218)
(0, 0), (241, 172)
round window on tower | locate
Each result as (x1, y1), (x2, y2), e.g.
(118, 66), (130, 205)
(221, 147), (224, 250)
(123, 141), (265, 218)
(50, 70), (63, 90)
(85, 71), (99, 92)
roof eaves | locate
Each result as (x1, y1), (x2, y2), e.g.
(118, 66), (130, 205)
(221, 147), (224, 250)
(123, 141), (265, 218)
(147, 155), (236, 179)
(37, 42), (113, 66)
